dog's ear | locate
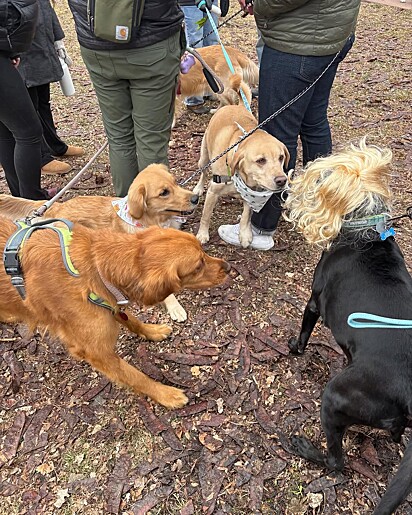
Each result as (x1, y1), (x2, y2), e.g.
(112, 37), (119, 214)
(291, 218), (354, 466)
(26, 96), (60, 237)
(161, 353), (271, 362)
(230, 149), (244, 175)
(140, 267), (181, 306)
(127, 183), (146, 220)
(283, 144), (290, 168)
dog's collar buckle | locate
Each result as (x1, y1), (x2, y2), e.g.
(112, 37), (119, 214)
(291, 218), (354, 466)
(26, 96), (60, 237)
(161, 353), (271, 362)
(212, 174), (232, 184)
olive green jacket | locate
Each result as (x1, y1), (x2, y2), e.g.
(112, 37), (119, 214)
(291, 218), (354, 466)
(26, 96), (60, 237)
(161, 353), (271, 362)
(254, 0), (361, 56)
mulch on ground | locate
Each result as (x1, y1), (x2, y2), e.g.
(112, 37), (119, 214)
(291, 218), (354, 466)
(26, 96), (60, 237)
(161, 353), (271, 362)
(0, 2), (411, 514)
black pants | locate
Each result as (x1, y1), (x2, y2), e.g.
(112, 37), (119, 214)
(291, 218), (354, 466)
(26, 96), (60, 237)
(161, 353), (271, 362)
(28, 83), (68, 166)
(0, 54), (48, 199)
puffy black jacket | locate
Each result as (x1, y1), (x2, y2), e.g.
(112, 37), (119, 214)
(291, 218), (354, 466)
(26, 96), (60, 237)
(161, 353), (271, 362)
(67, 0), (184, 50)
(0, 0), (39, 56)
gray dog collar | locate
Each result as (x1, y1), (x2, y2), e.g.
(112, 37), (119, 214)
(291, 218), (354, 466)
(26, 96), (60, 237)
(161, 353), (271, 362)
(232, 172), (273, 212)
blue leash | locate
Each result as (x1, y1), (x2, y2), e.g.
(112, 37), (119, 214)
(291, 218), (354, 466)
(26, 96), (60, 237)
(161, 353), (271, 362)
(197, 0), (252, 112)
(348, 312), (412, 329)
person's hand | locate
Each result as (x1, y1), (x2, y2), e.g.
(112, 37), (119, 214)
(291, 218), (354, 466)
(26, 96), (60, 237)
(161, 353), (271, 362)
(54, 40), (73, 67)
(238, 0), (253, 15)
(195, 0), (213, 12)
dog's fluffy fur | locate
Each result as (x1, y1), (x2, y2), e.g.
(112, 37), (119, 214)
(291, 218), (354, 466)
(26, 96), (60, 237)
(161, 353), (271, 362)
(0, 221), (230, 408)
(193, 105), (289, 247)
(285, 140), (412, 515)
(176, 45), (259, 122)
(0, 164), (199, 322)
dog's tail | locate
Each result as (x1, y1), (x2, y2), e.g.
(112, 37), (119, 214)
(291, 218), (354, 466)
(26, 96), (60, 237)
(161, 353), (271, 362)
(229, 48), (259, 86)
(373, 438), (412, 515)
(229, 74), (253, 109)
(0, 194), (44, 220)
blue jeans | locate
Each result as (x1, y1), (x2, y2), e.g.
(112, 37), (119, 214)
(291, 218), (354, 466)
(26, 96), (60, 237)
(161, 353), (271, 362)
(181, 3), (218, 106)
(252, 35), (355, 232)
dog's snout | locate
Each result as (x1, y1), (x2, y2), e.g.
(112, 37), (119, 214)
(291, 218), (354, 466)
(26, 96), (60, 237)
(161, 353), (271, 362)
(191, 194), (200, 205)
(274, 175), (287, 188)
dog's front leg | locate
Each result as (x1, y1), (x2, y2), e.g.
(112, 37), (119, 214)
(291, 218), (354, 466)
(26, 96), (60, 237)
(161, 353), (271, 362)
(162, 294), (187, 322)
(288, 295), (320, 355)
(84, 343), (187, 409)
(196, 182), (224, 244)
(114, 310), (172, 341)
(239, 202), (253, 248)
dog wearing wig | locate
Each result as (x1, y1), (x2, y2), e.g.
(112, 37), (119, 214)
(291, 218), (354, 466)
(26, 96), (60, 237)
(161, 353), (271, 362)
(0, 164), (199, 322)
(284, 139), (412, 515)
(0, 221), (230, 408)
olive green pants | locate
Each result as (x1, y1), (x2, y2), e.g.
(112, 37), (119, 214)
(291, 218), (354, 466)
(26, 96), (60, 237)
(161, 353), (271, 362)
(81, 31), (183, 196)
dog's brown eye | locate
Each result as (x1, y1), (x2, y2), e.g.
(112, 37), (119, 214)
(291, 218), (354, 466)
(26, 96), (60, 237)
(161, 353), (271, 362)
(279, 155), (284, 163)
(159, 189), (169, 197)
(256, 157), (266, 166)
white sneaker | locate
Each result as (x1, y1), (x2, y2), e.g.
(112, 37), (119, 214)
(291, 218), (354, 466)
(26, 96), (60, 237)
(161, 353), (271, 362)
(218, 223), (274, 250)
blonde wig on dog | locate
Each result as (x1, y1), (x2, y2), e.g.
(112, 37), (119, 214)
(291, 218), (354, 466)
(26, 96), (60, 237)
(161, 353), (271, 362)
(284, 139), (393, 247)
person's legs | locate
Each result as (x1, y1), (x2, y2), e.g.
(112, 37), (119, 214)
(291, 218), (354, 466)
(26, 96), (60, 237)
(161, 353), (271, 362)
(300, 35), (355, 165)
(202, 0), (219, 47)
(129, 32), (182, 173)
(34, 83), (68, 157)
(0, 55), (47, 199)
(181, 5), (207, 108)
(252, 45), (345, 233)
(81, 46), (139, 196)
(81, 32), (181, 197)
(255, 27), (264, 66)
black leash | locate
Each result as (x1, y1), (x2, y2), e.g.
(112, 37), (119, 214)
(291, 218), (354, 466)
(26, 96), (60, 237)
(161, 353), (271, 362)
(191, 8), (244, 47)
(389, 205), (412, 223)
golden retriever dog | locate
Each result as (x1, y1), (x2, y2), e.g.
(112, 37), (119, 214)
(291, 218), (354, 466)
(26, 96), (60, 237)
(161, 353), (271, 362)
(193, 105), (289, 248)
(0, 220), (230, 408)
(175, 45), (259, 122)
(0, 164), (199, 322)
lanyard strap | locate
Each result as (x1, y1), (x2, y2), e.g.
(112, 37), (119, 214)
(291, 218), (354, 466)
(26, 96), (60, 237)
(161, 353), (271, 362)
(348, 312), (412, 329)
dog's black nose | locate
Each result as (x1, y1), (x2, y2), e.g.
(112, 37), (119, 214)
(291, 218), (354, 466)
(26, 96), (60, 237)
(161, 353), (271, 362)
(274, 176), (287, 188)
(191, 194), (199, 205)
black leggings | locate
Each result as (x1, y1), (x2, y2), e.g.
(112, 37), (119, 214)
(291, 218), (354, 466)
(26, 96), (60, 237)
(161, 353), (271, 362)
(28, 83), (68, 166)
(0, 53), (48, 199)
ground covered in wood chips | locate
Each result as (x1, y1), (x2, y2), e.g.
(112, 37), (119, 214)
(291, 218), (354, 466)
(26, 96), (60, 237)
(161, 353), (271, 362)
(0, 2), (411, 514)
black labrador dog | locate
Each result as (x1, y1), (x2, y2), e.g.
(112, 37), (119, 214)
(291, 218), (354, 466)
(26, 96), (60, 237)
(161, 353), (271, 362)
(284, 140), (412, 515)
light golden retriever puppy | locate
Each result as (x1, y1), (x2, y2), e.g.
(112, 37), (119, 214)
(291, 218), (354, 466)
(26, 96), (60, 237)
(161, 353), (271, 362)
(0, 221), (230, 408)
(193, 105), (289, 248)
(176, 45), (259, 122)
(0, 164), (199, 322)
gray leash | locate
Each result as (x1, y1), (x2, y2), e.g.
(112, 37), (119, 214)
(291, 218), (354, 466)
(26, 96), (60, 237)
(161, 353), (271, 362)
(27, 141), (109, 220)
(179, 49), (341, 186)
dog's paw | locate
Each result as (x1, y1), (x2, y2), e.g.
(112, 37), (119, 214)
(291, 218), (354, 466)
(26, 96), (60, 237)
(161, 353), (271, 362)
(196, 230), (210, 244)
(288, 337), (304, 355)
(167, 303), (187, 322)
(192, 184), (203, 197)
(240, 231), (253, 248)
(153, 385), (189, 409)
(141, 323), (173, 341)
(291, 435), (325, 464)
